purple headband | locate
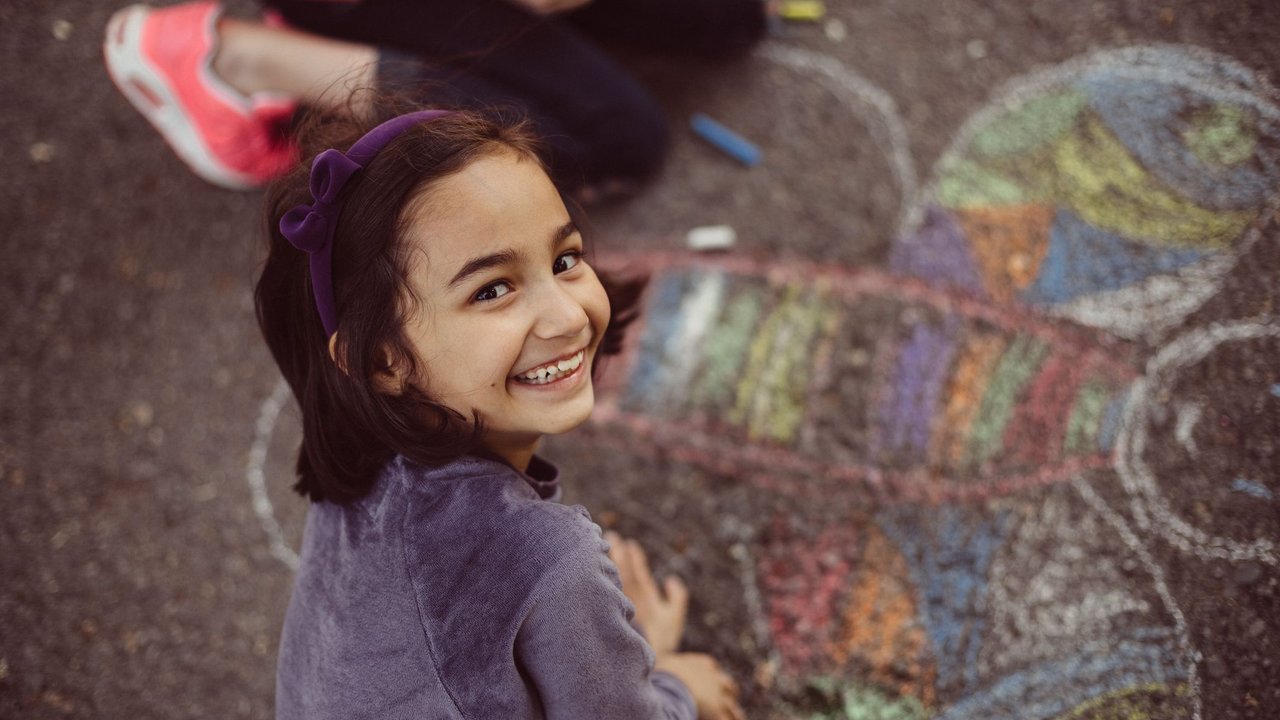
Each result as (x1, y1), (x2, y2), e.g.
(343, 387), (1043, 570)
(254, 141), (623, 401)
(280, 109), (452, 336)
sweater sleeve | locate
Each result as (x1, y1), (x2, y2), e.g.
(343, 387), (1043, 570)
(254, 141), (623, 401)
(514, 525), (697, 720)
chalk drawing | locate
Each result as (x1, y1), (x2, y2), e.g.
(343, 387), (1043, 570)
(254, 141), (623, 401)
(1115, 318), (1280, 565)
(245, 377), (299, 572)
(583, 42), (1280, 719)
(897, 45), (1280, 341)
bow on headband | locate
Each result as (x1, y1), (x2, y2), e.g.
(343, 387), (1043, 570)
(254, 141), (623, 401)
(279, 109), (453, 336)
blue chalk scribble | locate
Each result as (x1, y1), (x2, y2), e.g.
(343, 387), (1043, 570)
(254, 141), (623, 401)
(1232, 478), (1274, 501)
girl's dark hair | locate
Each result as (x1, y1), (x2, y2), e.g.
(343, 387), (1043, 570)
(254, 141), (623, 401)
(256, 102), (644, 504)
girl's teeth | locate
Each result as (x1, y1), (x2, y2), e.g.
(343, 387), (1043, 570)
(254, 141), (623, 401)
(518, 351), (584, 384)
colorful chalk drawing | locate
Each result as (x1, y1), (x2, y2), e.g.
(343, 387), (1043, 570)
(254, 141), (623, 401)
(584, 249), (1221, 717)
(577, 43), (1280, 719)
(245, 42), (1280, 720)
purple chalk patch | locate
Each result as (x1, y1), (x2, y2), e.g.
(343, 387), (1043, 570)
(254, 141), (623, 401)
(891, 206), (985, 294)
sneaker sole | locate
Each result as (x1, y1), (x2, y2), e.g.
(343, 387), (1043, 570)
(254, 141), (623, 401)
(103, 4), (260, 190)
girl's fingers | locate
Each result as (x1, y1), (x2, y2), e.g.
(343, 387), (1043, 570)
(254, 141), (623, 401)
(605, 531), (623, 564)
(607, 534), (642, 596)
(627, 541), (659, 596)
(719, 671), (738, 697)
(713, 701), (743, 720)
(663, 575), (689, 611)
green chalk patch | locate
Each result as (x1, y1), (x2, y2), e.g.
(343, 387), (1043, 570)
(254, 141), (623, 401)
(691, 283), (764, 411)
(1064, 381), (1111, 455)
(731, 284), (795, 429)
(965, 335), (1050, 467)
(762, 293), (832, 444)
(839, 684), (927, 720)
(970, 89), (1088, 158)
(1185, 104), (1259, 168)
(937, 158), (1031, 208)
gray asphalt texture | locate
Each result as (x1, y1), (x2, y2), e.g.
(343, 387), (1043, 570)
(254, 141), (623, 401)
(3, 1), (1279, 718)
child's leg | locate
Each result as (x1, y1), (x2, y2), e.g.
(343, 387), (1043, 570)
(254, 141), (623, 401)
(212, 18), (377, 112)
(565, 0), (768, 59)
(261, 0), (669, 194)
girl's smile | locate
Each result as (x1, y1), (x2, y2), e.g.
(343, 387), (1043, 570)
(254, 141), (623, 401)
(393, 149), (611, 469)
(510, 348), (588, 387)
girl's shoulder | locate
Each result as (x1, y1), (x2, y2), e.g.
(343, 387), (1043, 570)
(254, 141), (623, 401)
(388, 453), (604, 578)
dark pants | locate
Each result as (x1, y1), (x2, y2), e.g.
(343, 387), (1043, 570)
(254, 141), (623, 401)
(263, 0), (766, 190)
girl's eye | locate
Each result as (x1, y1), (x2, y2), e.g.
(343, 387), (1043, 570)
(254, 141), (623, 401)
(554, 251), (582, 274)
(473, 281), (512, 303)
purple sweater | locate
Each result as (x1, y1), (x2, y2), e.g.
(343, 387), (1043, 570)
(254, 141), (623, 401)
(275, 454), (696, 719)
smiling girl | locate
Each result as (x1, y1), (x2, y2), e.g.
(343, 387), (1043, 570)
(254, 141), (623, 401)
(255, 107), (743, 719)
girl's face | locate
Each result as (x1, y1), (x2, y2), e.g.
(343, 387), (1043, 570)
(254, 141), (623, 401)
(397, 150), (610, 468)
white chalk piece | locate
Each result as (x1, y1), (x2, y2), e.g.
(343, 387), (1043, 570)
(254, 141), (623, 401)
(687, 225), (737, 251)
(824, 18), (847, 42)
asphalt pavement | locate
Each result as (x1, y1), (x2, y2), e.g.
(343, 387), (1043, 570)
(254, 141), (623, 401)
(3, 1), (1278, 718)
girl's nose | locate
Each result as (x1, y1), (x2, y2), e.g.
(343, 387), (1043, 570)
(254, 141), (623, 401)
(532, 282), (590, 340)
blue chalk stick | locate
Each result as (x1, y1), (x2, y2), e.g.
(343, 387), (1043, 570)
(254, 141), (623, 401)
(1271, 383), (1280, 399)
(690, 113), (762, 167)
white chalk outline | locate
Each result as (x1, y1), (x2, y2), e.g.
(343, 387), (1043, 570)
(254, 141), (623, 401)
(916, 44), (1280, 340)
(1115, 318), (1280, 565)
(983, 490), (1153, 678)
(246, 376), (300, 571)
(729, 541), (781, 677)
(1047, 253), (1239, 343)
(758, 43), (919, 236)
(1073, 476), (1202, 720)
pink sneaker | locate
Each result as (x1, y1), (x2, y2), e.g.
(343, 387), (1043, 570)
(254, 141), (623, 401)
(103, 2), (298, 189)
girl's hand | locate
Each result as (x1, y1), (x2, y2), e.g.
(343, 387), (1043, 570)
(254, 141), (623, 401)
(654, 652), (745, 720)
(606, 532), (687, 656)
(606, 533), (745, 719)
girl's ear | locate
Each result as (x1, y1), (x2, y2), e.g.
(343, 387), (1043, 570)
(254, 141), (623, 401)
(327, 333), (347, 374)
(327, 334), (408, 396)
(370, 344), (409, 397)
